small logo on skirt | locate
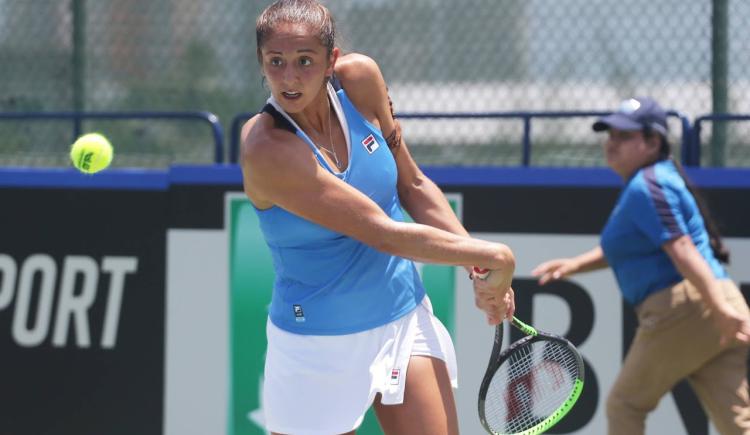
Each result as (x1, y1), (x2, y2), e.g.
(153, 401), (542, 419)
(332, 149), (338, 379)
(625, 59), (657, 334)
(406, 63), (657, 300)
(390, 368), (400, 385)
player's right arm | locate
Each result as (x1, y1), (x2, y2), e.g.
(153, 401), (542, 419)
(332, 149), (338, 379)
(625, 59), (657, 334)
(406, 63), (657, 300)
(532, 246), (608, 285)
(239, 115), (515, 272)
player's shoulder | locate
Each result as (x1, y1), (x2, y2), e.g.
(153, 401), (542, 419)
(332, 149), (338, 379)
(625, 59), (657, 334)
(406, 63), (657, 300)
(335, 52), (384, 86)
(335, 53), (389, 117)
(240, 112), (300, 170)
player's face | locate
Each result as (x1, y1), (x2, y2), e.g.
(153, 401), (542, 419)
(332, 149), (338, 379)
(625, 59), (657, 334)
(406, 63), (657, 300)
(259, 22), (335, 114)
(603, 129), (653, 179)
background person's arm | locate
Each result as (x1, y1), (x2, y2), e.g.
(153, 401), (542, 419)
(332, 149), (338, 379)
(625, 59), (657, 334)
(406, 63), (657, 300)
(532, 246), (609, 285)
(663, 235), (750, 345)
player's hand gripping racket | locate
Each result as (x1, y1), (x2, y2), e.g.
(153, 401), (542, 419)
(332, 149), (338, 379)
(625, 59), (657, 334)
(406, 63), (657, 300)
(473, 268), (584, 435)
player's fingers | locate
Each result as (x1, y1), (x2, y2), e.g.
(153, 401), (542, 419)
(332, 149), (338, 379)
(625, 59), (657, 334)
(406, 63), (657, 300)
(486, 310), (503, 325)
(473, 286), (494, 301)
(474, 284), (495, 296)
(475, 298), (495, 311)
(478, 296), (504, 321)
(475, 295), (499, 311)
(506, 288), (515, 318)
(474, 296), (486, 310)
(474, 282), (507, 299)
(505, 293), (515, 320)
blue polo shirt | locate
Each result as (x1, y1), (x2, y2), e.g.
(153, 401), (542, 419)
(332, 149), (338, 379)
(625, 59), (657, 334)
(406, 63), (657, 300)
(600, 159), (727, 306)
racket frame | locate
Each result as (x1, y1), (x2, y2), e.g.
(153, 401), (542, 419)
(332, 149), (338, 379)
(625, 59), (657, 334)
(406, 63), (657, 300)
(477, 316), (585, 435)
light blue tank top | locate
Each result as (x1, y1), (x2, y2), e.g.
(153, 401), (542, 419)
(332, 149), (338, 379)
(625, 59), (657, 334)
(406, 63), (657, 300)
(254, 81), (425, 335)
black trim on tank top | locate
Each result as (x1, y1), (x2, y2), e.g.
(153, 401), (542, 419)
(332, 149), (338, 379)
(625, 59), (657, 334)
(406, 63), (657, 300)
(261, 103), (295, 133)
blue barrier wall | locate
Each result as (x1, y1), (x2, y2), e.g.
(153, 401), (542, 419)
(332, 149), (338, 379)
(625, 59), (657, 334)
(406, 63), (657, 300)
(1, 165), (748, 435)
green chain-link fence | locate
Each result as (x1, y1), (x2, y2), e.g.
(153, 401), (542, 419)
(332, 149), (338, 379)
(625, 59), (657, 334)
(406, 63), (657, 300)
(1, 0), (748, 168)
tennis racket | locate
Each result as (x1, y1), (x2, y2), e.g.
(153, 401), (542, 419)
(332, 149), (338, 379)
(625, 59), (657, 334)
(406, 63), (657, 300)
(473, 269), (584, 435)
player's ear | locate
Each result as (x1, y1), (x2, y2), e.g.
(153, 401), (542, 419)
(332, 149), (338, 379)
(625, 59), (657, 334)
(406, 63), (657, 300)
(326, 47), (340, 77)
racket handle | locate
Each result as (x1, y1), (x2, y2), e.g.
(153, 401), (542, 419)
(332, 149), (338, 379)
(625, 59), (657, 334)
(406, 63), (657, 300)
(472, 266), (490, 279)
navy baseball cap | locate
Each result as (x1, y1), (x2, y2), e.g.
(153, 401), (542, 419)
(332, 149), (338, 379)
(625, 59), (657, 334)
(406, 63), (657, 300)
(592, 97), (668, 135)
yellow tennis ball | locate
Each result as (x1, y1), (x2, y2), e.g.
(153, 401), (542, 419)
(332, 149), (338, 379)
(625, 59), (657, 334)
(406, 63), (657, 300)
(70, 133), (113, 174)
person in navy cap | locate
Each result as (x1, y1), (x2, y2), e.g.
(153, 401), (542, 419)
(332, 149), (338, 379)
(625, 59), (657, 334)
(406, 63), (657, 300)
(533, 97), (750, 434)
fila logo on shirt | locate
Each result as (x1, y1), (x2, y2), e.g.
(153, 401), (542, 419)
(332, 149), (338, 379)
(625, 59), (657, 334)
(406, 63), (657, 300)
(361, 134), (380, 154)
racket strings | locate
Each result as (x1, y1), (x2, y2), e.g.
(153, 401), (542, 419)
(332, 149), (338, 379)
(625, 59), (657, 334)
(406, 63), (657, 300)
(484, 340), (580, 434)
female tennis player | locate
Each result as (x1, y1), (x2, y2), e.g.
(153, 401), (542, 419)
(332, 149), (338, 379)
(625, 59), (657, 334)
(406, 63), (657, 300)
(240, 1), (515, 434)
(533, 97), (750, 434)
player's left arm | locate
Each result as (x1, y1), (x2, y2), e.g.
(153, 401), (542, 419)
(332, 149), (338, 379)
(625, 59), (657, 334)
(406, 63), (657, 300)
(378, 79), (513, 318)
(338, 55), (512, 321)
(337, 54), (470, 238)
(392, 137), (470, 238)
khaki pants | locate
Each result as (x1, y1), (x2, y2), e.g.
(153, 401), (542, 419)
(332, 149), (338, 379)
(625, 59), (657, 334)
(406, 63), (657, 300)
(607, 279), (750, 435)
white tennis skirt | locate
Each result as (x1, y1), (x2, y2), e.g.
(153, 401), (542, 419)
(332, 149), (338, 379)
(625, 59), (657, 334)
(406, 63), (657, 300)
(261, 296), (458, 435)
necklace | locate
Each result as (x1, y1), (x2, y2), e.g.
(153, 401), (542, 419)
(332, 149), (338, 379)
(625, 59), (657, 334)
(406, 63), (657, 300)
(315, 98), (342, 170)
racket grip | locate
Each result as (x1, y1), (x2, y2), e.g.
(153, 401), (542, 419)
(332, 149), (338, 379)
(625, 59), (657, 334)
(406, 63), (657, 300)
(472, 266), (490, 280)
